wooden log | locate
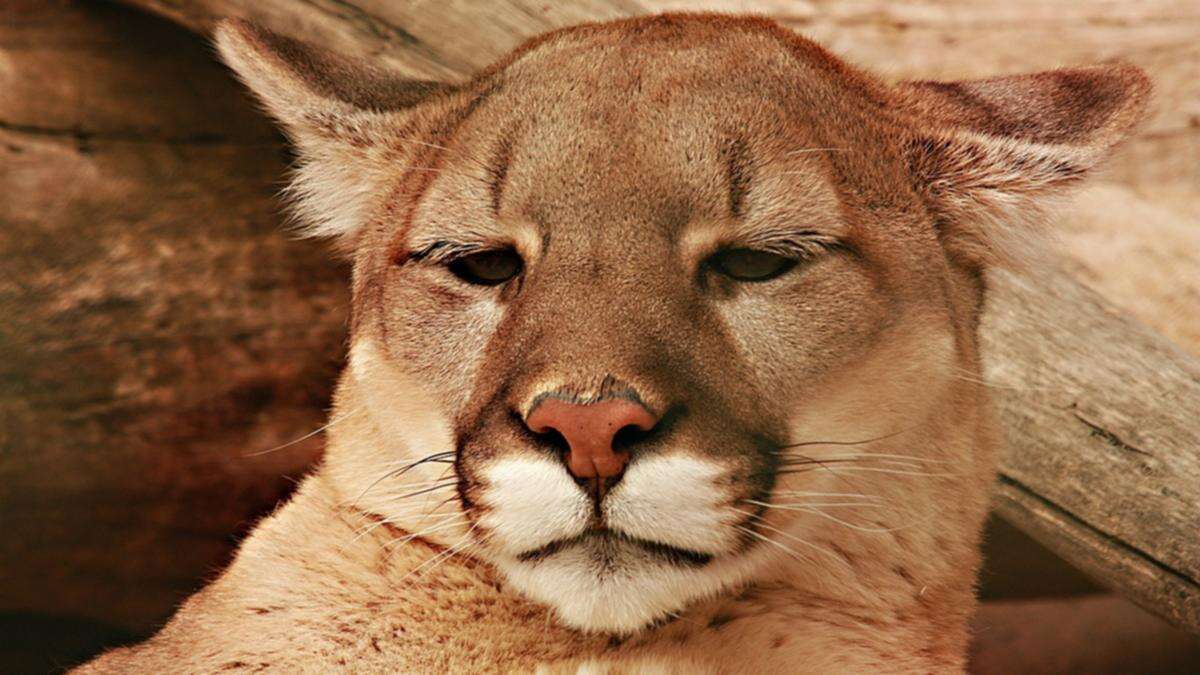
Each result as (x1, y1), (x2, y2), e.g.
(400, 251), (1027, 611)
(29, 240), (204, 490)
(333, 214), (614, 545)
(0, 0), (343, 636)
(983, 269), (1200, 632)
(118, 0), (643, 79)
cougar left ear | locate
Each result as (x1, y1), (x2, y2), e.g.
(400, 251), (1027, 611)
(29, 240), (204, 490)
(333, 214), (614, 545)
(215, 19), (448, 244)
(897, 64), (1151, 267)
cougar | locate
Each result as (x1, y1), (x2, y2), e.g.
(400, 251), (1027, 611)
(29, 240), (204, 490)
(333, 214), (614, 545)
(80, 13), (1148, 674)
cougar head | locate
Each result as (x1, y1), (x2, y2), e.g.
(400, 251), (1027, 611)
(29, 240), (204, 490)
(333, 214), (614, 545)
(217, 15), (1148, 633)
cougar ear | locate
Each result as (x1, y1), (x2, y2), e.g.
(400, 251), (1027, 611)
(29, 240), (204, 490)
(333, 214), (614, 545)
(897, 64), (1151, 267)
(215, 19), (447, 243)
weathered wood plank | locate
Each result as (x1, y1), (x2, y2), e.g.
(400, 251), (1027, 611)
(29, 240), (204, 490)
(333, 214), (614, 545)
(121, 0), (644, 79)
(983, 268), (1200, 631)
(0, 0), (342, 633)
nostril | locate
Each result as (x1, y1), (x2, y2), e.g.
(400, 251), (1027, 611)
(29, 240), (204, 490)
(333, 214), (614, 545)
(612, 423), (652, 451)
(536, 427), (571, 454)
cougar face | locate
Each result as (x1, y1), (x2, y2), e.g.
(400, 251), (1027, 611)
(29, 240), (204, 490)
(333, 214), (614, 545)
(218, 14), (1148, 634)
(344, 40), (954, 633)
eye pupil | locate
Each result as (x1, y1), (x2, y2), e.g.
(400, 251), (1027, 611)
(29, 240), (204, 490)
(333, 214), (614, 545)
(448, 249), (523, 286)
(707, 248), (796, 282)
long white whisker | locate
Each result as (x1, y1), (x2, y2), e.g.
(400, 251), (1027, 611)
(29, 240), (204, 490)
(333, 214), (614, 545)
(809, 467), (956, 477)
(348, 454), (457, 505)
(778, 458), (931, 471)
(372, 481), (459, 503)
(396, 524), (480, 584)
(797, 507), (912, 534)
(770, 490), (883, 500)
(748, 500), (883, 509)
(381, 518), (469, 549)
(736, 525), (816, 566)
(733, 508), (855, 574)
(806, 453), (954, 464)
(244, 407), (361, 457)
(351, 511), (463, 547)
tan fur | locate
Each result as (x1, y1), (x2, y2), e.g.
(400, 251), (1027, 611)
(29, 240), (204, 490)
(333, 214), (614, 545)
(79, 14), (1148, 674)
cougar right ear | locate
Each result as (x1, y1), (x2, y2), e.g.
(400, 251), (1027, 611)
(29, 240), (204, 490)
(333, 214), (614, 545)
(896, 64), (1151, 269)
(215, 19), (447, 243)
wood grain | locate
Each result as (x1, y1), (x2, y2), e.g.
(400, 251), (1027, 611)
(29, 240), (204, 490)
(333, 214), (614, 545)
(984, 269), (1200, 631)
(0, 0), (344, 633)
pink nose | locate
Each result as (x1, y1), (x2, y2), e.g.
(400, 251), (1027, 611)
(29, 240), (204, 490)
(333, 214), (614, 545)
(525, 398), (658, 479)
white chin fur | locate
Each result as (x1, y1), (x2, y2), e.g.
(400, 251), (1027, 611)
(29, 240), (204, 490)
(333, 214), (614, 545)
(603, 454), (738, 555)
(476, 453), (756, 633)
(476, 456), (591, 557)
(497, 546), (700, 634)
(496, 537), (771, 634)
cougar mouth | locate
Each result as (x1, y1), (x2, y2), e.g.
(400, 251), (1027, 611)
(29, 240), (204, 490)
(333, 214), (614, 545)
(517, 528), (713, 568)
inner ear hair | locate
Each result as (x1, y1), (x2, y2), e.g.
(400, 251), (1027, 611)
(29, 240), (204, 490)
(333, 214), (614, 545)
(213, 19), (451, 246)
(895, 63), (1152, 268)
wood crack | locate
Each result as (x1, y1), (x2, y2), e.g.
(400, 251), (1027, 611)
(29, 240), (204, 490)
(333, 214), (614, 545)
(0, 119), (277, 146)
(1071, 408), (1153, 456)
(997, 473), (1199, 588)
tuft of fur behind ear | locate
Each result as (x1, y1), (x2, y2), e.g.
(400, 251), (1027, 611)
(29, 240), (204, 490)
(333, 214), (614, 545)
(897, 64), (1152, 268)
(214, 19), (446, 246)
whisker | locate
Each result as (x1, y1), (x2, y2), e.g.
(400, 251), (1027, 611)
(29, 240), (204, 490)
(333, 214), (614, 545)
(747, 500), (882, 509)
(395, 523), (480, 584)
(809, 452), (954, 464)
(348, 451), (456, 505)
(369, 477), (458, 492)
(381, 517), (469, 549)
(775, 466), (955, 478)
(950, 366), (1049, 392)
(350, 511), (462, 547)
(419, 493), (463, 520)
(777, 428), (911, 451)
(808, 466), (954, 477)
(375, 480), (459, 503)
(243, 406), (361, 457)
(770, 490), (883, 500)
(733, 510), (856, 574)
(775, 457), (927, 469)
(735, 525), (817, 566)
(795, 507), (912, 534)
(776, 458), (936, 474)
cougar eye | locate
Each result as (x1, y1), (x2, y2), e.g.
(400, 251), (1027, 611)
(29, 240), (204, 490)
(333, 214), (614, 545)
(706, 248), (797, 282)
(448, 249), (523, 286)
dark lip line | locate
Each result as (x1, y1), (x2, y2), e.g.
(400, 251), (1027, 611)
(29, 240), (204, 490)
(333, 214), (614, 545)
(517, 529), (714, 568)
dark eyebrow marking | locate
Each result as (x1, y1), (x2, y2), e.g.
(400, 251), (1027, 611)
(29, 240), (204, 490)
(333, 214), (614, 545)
(407, 239), (486, 264)
(487, 133), (514, 216)
(723, 138), (752, 218)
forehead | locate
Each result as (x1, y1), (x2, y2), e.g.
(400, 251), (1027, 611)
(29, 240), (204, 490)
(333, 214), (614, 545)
(404, 19), (902, 248)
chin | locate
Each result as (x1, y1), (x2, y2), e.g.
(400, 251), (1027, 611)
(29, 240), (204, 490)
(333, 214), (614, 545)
(494, 531), (740, 634)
